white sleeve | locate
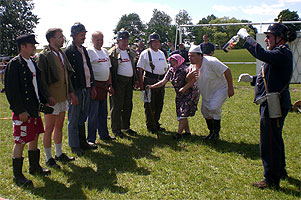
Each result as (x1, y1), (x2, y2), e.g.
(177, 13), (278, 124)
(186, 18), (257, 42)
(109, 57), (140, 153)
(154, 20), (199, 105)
(211, 57), (228, 77)
(87, 49), (97, 63)
(103, 48), (112, 68)
(136, 50), (147, 70)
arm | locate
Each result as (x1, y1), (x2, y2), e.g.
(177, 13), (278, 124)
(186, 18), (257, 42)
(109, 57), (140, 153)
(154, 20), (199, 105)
(224, 68), (234, 97)
(107, 71), (114, 96)
(179, 78), (196, 93)
(146, 78), (168, 89)
(138, 68), (144, 90)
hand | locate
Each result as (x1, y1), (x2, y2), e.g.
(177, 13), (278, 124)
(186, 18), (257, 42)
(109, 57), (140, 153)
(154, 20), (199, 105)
(70, 92), (78, 105)
(89, 87), (97, 100)
(108, 86), (114, 96)
(228, 87), (234, 98)
(145, 85), (151, 90)
(19, 112), (29, 122)
(238, 73), (253, 82)
(48, 97), (56, 106)
(179, 87), (185, 94)
(237, 28), (250, 40)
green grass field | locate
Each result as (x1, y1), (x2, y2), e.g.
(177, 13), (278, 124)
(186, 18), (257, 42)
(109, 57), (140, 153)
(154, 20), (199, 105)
(0, 50), (300, 199)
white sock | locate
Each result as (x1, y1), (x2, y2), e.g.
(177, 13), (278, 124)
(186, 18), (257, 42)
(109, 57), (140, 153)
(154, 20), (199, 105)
(44, 148), (52, 161)
(55, 143), (62, 157)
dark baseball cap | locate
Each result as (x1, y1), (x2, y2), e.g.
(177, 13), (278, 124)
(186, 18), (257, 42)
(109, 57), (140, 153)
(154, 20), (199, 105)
(16, 34), (39, 46)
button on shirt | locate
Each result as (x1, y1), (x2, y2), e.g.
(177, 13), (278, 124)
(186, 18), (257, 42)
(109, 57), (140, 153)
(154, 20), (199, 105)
(77, 46), (91, 88)
(23, 57), (40, 101)
(117, 49), (133, 77)
(88, 47), (111, 81)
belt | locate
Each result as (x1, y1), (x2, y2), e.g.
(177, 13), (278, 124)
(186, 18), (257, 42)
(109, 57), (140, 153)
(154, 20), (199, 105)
(144, 71), (165, 80)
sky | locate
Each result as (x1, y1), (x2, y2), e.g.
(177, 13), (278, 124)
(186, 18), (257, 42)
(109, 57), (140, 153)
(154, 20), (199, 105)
(32, 0), (301, 48)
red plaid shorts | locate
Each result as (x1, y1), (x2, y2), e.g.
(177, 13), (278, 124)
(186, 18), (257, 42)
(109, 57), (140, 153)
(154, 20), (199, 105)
(12, 113), (44, 144)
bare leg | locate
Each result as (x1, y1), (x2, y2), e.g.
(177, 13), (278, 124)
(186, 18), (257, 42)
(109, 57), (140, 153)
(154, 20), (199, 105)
(53, 112), (65, 145)
(43, 114), (56, 148)
(13, 143), (25, 158)
(178, 118), (188, 134)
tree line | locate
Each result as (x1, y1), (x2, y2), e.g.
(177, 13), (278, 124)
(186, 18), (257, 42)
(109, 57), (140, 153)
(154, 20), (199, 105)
(0, 0), (300, 56)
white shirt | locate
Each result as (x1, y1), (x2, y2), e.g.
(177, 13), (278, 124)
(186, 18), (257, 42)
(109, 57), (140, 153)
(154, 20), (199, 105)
(196, 56), (228, 101)
(23, 57), (40, 101)
(117, 49), (133, 77)
(136, 48), (167, 75)
(88, 47), (111, 81)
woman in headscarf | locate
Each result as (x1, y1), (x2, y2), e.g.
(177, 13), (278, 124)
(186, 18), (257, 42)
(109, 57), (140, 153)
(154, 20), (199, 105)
(146, 54), (200, 140)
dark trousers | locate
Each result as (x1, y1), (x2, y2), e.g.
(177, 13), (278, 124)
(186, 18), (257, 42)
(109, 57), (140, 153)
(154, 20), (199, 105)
(143, 77), (165, 130)
(259, 105), (288, 185)
(110, 75), (133, 133)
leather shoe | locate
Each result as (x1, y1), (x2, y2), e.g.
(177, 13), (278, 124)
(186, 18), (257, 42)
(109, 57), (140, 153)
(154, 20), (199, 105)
(114, 131), (125, 138)
(55, 153), (75, 163)
(101, 135), (116, 141)
(252, 180), (279, 189)
(124, 129), (137, 136)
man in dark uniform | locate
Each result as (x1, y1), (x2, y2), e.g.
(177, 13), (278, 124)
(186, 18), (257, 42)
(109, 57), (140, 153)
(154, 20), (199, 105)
(200, 34), (215, 56)
(237, 23), (296, 189)
(5, 34), (51, 187)
(65, 22), (97, 156)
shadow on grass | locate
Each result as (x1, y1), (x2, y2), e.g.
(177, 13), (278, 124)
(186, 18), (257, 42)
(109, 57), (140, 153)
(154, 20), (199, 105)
(279, 177), (301, 197)
(183, 134), (260, 160)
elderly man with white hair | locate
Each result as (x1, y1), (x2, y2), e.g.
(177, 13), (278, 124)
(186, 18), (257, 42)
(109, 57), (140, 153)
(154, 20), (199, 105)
(187, 45), (234, 140)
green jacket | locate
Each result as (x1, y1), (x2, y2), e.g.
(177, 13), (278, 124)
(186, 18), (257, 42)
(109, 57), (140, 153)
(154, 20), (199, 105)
(37, 45), (74, 100)
(108, 46), (137, 88)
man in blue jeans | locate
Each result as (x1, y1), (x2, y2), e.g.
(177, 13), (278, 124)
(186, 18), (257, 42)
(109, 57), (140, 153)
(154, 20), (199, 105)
(87, 31), (115, 144)
(65, 23), (97, 156)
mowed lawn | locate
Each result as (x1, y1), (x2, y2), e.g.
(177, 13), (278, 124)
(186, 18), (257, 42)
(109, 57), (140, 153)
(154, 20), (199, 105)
(0, 49), (300, 199)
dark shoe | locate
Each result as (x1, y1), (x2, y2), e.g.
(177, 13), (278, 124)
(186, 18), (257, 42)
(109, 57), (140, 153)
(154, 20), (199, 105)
(158, 127), (166, 131)
(182, 132), (191, 137)
(71, 147), (84, 156)
(114, 131), (125, 138)
(81, 141), (98, 150)
(46, 158), (61, 169)
(204, 132), (214, 140)
(28, 149), (51, 176)
(124, 129), (137, 136)
(147, 128), (157, 134)
(252, 180), (279, 189)
(101, 135), (116, 141)
(55, 153), (75, 163)
(211, 133), (220, 140)
(173, 133), (182, 140)
(13, 157), (33, 187)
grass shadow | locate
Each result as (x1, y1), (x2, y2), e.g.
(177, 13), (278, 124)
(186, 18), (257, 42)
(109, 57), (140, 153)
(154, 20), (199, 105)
(186, 135), (260, 160)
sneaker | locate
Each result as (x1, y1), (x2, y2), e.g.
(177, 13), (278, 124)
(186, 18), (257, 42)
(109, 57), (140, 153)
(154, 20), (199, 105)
(55, 153), (75, 163)
(252, 180), (279, 189)
(46, 158), (61, 169)
(124, 129), (137, 136)
(71, 147), (84, 156)
(114, 131), (125, 138)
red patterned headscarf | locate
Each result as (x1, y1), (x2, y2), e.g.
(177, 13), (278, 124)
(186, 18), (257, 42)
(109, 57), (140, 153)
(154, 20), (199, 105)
(168, 54), (185, 68)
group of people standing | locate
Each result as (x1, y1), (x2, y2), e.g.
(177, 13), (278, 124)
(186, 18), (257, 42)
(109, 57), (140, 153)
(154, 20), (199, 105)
(4, 20), (296, 190)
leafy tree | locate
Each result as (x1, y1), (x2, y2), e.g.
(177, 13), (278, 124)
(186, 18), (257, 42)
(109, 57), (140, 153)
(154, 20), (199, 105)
(0, 0), (39, 56)
(146, 9), (172, 44)
(275, 9), (300, 31)
(114, 13), (146, 44)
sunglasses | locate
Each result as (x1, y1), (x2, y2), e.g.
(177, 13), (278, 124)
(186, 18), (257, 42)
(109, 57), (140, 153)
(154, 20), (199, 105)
(266, 35), (271, 39)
